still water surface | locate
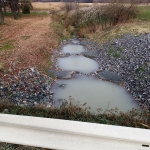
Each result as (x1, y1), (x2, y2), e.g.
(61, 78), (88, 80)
(62, 44), (85, 54)
(57, 56), (99, 74)
(52, 76), (140, 113)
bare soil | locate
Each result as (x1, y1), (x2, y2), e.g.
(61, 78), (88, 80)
(0, 15), (59, 75)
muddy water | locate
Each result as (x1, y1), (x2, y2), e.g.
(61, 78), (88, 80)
(52, 42), (140, 113)
(57, 56), (99, 74)
(52, 76), (140, 113)
(62, 44), (85, 54)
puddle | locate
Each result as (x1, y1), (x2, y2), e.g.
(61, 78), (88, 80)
(62, 44), (85, 54)
(57, 56), (99, 74)
(52, 76), (140, 114)
(71, 40), (80, 44)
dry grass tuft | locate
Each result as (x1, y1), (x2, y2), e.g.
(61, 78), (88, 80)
(85, 21), (150, 44)
(32, 2), (64, 11)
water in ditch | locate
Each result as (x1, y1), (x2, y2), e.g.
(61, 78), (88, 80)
(57, 56), (99, 74)
(62, 44), (85, 54)
(52, 76), (140, 114)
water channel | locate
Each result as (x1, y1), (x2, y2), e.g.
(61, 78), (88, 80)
(62, 44), (85, 54)
(52, 43), (140, 113)
(57, 56), (99, 74)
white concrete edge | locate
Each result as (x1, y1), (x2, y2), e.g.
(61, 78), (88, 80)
(0, 114), (150, 150)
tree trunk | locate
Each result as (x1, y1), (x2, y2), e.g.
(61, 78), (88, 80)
(9, 0), (20, 20)
(3, 4), (6, 15)
(0, 3), (4, 24)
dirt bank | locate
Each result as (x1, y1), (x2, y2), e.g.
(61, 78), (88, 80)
(0, 15), (59, 74)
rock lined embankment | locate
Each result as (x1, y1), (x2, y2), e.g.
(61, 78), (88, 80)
(0, 67), (54, 107)
(0, 33), (149, 111)
(81, 34), (150, 110)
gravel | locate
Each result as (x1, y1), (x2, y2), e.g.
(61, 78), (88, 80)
(0, 33), (149, 111)
(97, 70), (122, 84)
(0, 67), (54, 107)
(57, 33), (150, 111)
(96, 33), (150, 110)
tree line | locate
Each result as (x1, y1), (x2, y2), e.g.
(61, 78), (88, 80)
(0, 0), (32, 24)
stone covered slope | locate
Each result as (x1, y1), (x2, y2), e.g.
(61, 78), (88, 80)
(0, 33), (149, 111)
(96, 34), (150, 110)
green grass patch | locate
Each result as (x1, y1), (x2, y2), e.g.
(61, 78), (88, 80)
(137, 6), (150, 21)
(117, 46), (124, 51)
(5, 11), (48, 18)
(21, 35), (31, 40)
(113, 52), (121, 58)
(4, 12), (13, 17)
(135, 65), (147, 73)
(22, 11), (48, 17)
(0, 63), (4, 72)
(0, 41), (15, 51)
(51, 22), (71, 41)
(108, 47), (121, 58)
(108, 48), (114, 55)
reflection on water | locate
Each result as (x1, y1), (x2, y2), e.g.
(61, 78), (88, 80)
(52, 76), (140, 114)
(57, 56), (99, 74)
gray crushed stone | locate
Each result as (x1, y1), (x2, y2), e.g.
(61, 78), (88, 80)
(97, 34), (150, 109)
(48, 70), (73, 79)
(97, 70), (122, 84)
(0, 67), (53, 107)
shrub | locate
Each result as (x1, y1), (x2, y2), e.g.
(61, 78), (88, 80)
(51, 1), (80, 39)
(20, 0), (33, 14)
(78, 1), (138, 35)
(61, 0), (79, 13)
(22, 4), (30, 14)
(62, 1), (75, 13)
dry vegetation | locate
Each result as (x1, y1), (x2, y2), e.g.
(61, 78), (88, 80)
(32, 2), (64, 10)
(0, 13), (59, 75)
(85, 20), (150, 44)
(49, 2), (150, 42)
(0, 2), (150, 79)
(32, 2), (92, 10)
(0, 3), (150, 149)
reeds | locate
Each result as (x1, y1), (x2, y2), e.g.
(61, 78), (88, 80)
(79, 2), (138, 31)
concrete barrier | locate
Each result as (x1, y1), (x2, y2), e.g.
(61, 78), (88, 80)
(0, 114), (149, 150)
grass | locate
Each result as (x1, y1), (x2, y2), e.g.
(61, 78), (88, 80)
(47, 54), (53, 66)
(50, 22), (71, 41)
(108, 48), (115, 54)
(4, 11), (48, 18)
(0, 63), (4, 72)
(108, 47), (121, 58)
(22, 11), (48, 17)
(137, 6), (150, 21)
(84, 20), (150, 44)
(0, 41), (15, 51)
(0, 5), (150, 149)
(0, 101), (149, 129)
(0, 142), (50, 150)
(117, 46), (124, 51)
(50, 4), (150, 44)
(0, 3), (150, 127)
(113, 52), (121, 58)
(135, 65), (147, 73)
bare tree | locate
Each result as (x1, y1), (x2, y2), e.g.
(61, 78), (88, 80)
(2, 0), (7, 15)
(7, 0), (20, 19)
(0, 0), (4, 24)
